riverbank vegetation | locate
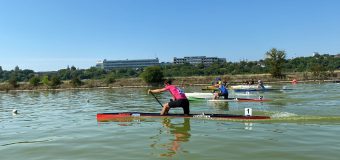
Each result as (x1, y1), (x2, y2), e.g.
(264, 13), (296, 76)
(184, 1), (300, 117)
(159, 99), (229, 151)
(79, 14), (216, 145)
(1, 49), (339, 91)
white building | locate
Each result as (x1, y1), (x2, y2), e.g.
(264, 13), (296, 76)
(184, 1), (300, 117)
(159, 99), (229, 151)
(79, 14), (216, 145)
(96, 58), (159, 70)
(173, 56), (226, 65)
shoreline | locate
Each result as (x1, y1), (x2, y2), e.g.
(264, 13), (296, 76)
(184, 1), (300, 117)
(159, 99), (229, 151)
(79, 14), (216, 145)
(1, 71), (339, 92)
(1, 79), (339, 93)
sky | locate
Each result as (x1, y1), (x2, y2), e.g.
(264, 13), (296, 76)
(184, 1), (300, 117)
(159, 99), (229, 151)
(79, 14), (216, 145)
(0, 0), (339, 71)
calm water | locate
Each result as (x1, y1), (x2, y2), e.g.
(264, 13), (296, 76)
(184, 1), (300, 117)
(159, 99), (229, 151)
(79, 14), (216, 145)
(1, 83), (340, 160)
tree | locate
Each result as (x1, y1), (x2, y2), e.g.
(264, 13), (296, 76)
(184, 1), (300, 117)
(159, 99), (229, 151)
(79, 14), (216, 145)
(71, 66), (77, 71)
(0, 66), (3, 79)
(58, 69), (72, 80)
(140, 66), (164, 84)
(197, 63), (205, 69)
(83, 67), (106, 79)
(265, 48), (286, 78)
(14, 66), (20, 72)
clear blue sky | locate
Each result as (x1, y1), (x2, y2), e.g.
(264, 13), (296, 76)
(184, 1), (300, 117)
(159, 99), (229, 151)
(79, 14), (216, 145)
(1, 0), (339, 71)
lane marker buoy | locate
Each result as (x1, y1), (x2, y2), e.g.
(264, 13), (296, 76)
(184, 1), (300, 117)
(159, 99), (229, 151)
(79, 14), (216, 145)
(12, 109), (18, 115)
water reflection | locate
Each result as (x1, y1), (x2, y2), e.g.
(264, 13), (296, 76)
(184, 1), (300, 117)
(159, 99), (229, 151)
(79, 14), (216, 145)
(244, 122), (253, 130)
(151, 118), (191, 158)
(209, 102), (229, 111)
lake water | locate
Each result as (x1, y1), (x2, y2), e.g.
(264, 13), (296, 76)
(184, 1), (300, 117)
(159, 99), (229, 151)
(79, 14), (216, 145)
(1, 83), (340, 160)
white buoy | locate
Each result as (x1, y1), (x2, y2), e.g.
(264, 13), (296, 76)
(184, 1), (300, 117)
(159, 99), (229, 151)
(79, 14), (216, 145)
(12, 109), (18, 115)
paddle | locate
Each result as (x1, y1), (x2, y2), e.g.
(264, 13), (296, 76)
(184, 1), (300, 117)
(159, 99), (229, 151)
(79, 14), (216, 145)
(149, 91), (164, 107)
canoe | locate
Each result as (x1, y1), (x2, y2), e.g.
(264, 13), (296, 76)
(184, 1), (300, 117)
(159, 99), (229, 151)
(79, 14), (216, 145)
(230, 85), (272, 89)
(97, 112), (271, 121)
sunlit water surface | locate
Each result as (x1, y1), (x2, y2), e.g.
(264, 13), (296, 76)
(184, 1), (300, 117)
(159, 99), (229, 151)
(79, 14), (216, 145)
(1, 83), (340, 160)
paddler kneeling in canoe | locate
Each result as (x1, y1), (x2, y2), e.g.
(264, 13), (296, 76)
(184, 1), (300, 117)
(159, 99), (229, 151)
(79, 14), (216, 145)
(213, 81), (229, 99)
(148, 79), (190, 116)
(257, 79), (266, 90)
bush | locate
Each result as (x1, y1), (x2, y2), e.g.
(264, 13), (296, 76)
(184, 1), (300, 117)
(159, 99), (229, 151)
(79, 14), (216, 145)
(104, 74), (116, 85)
(140, 66), (164, 84)
(29, 76), (40, 86)
(8, 74), (18, 88)
(42, 76), (50, 86)
(70, 76), (82, 87)
(50, 76), (61, 87)
(85, 79), (97, 88)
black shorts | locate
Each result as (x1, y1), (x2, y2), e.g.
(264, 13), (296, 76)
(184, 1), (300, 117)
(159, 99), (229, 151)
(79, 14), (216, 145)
(218, 93), (228, 99)
(169, 99), (190, 114)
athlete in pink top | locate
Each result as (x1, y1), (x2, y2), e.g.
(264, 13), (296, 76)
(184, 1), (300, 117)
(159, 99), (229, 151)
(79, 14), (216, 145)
(149, 79), (190, 115)
(164, 84), (187, 100)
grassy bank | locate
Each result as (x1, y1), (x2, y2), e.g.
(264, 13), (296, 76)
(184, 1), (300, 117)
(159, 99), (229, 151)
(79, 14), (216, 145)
(1, 71), (339, 92)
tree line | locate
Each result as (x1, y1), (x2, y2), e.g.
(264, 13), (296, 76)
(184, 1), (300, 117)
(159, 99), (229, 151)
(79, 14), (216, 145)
(1, 48), (339, 87)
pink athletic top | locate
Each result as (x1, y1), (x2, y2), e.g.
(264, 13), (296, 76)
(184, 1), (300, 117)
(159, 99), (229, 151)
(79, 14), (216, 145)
(164, 85), (187, 100)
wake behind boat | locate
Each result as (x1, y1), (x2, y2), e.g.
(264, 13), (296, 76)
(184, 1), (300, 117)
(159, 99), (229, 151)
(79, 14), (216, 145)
(233, 88), (293, 92)
(185, 92), (214, 99)
(208, 97), (271, 102)
(96, 112), (271, 121)
(188, 97), (271, 102)
(186, 92), (271, 102)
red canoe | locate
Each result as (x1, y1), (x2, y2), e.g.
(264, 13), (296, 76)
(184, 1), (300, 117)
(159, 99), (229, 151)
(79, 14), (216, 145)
(97, 112), (271, 121)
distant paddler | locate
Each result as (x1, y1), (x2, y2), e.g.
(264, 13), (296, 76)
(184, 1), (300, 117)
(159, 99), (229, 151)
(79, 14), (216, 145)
(213, 81), (229, 100)
(291, 79), (298, 84)
(257, 80), (266, 90)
